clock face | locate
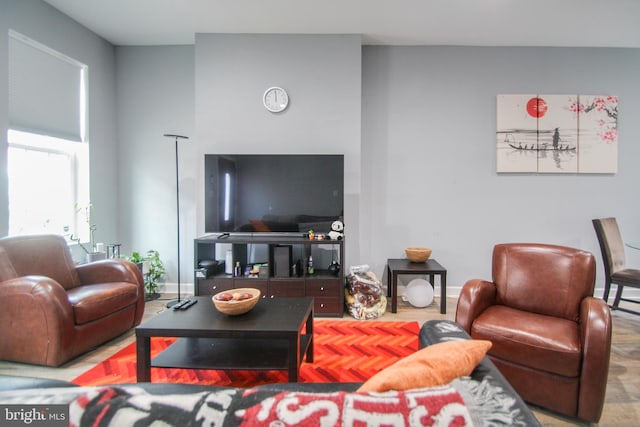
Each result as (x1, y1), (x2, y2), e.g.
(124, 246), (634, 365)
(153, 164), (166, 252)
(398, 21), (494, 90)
(263, 87), (289, 113)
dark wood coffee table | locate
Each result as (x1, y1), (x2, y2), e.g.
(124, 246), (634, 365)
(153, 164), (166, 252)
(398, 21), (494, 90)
(135, 296), (314, 383)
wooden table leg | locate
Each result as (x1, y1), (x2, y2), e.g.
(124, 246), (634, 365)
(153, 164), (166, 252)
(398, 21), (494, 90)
(391, 271), (398, 313)
(386, 264), (391, 297)
(288, 334), (300, 382)
(305, 309), (314, 363)
(136, 335), (151, 383)
(440, 271), (447, 314)
(386, 263), (399, 313)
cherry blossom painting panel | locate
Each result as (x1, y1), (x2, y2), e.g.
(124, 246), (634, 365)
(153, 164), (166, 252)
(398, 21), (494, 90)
(577, 95), (618, 173)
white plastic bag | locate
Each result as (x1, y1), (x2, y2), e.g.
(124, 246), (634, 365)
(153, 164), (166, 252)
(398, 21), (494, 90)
(345, 265), (387, 320)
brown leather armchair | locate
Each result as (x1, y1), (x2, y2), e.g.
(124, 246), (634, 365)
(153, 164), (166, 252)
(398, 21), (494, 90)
(0, 234), (145, 367)
(455, 243), (611, 423)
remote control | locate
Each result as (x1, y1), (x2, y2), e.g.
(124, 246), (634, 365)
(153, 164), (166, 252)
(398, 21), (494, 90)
(180, 299), (198, 310)
(172, 299), (191, 310)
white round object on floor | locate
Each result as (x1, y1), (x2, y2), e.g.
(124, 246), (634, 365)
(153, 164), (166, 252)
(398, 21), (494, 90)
(402, 278), (434, 308)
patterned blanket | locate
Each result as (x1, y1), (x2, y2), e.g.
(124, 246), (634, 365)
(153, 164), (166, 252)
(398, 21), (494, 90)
(0, 376), (530, 426)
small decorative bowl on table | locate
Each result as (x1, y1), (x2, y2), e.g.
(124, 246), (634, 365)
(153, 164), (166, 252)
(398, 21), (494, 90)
(212, 288), (261, 315)
(405, 247), (432, 263)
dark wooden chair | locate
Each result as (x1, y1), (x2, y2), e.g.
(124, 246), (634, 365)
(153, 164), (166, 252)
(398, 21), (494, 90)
(592, 217), (640, 314)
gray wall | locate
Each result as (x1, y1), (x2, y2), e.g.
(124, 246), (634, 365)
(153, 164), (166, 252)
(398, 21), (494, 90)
(4, 1), (640, 295)
(115, 45), (195, 285)
(361, 46), (640, 289)
(115, 35), (361, 291)
(194, 34), (363, 275)
(0, 3), (8, 233)
(1, 0), (117, 253)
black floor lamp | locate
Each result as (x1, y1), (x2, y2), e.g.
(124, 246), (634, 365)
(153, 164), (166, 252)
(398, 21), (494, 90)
(165, 133), (189, 308)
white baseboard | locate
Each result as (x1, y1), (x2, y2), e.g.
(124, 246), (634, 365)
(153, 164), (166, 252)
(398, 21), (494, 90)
(158, 282), (195, 296)
(159, 282), (640, 302)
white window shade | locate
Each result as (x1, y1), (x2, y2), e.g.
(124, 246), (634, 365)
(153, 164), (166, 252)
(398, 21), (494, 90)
(8, 32), (86, 142)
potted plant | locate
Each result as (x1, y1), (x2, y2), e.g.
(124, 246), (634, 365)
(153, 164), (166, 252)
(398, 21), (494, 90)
(125, 250), (165, 300)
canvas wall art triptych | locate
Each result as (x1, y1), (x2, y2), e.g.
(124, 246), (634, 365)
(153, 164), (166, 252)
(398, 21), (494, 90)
(496, 94), (619, 174)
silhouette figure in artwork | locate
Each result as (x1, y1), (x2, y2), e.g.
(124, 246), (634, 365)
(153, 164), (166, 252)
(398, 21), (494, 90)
(552, 127), (560, 149)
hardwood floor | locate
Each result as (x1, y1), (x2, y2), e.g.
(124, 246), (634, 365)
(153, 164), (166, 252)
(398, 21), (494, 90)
(1, 294), (638, 426)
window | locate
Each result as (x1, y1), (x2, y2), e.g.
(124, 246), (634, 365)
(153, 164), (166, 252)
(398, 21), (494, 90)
(7, 31), (89, 240)
(7, 130), (89, 237)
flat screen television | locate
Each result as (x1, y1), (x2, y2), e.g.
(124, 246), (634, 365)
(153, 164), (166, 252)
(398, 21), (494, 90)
(204, 154), (344, 235)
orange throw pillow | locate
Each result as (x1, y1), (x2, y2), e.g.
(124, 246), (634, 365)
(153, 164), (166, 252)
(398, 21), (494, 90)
(357, 339), (492, 393)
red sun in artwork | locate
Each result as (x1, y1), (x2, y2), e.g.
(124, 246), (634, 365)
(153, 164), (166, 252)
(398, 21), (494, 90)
(526, 97), (548, 118)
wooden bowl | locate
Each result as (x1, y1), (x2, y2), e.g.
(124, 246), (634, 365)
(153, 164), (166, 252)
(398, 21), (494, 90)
(212, 288), (261, 315)
(405, 247), (432, 263)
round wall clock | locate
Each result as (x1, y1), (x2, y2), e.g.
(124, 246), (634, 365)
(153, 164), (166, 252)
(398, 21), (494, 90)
(263, 86), (289, 113)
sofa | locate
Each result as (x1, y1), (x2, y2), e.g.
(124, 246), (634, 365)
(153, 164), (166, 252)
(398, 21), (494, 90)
(0, 320), (540, 426)
(0, 234), (145, 366)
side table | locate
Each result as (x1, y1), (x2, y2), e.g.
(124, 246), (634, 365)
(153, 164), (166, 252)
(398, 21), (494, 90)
(386, 258), (447, 314)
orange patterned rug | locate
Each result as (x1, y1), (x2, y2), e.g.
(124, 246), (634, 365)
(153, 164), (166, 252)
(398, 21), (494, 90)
(72, 320), (419, 388)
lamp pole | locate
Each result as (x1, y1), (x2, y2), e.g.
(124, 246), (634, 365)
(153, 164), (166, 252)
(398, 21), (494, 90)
(164, 133), (188, 308)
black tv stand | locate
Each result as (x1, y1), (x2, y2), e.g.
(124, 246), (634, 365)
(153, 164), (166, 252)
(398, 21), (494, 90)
(193, 234), (345, 317)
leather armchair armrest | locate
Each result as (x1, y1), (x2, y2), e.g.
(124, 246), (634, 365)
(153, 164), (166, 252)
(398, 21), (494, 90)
(76, 259), (146, 325)
(577, 297), (612, 423)
(76, 259), (144, 290)
(455, 279), (497, 333)
(0, 276), (76, 365)
(0, 275), (74, 319)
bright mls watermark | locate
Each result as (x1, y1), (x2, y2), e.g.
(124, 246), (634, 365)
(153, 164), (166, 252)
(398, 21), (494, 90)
(1, 405), (67, 426)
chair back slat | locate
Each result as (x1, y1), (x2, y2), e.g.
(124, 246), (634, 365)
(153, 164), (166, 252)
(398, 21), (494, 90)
(593, 217), (626, 276)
